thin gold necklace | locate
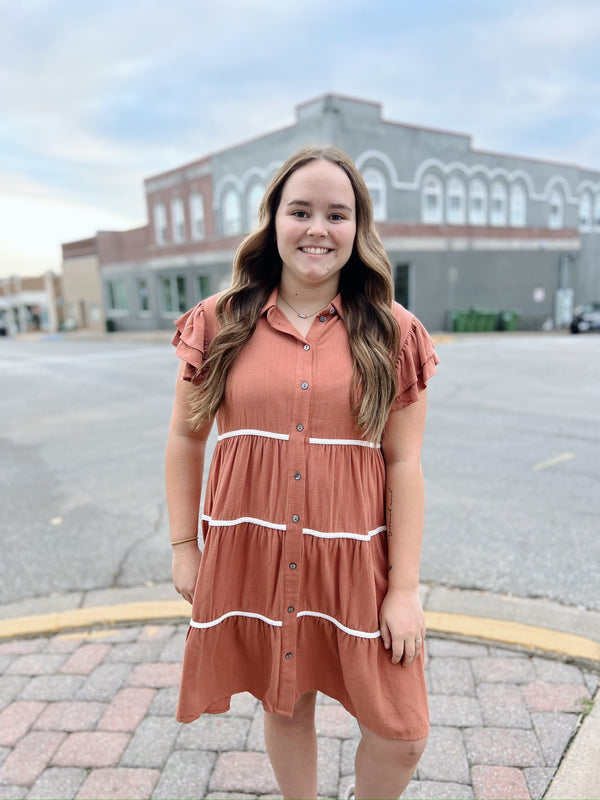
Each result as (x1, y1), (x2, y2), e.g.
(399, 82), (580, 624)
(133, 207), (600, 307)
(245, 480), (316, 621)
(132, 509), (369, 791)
(279, 291), (335, 320)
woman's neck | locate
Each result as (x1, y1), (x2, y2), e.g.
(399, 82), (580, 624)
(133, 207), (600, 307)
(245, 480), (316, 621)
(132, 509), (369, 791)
(277, 276), (340, 314)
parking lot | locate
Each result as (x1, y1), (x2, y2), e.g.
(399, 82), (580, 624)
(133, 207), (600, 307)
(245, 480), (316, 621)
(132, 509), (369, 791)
(1, 330), (599, 612)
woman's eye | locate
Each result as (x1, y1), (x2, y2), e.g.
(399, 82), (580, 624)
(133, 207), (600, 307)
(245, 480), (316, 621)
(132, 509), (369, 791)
(292, 210), (308, 218)
(330, 214), (344, 221)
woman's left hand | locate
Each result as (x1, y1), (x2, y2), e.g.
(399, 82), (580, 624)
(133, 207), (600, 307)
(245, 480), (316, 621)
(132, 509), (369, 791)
(379, 588), (426, 666)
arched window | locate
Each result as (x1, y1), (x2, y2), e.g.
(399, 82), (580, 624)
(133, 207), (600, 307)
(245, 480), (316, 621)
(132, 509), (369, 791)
(490, 181), (508, 226)
(190, 194), (205, 240)
(422, 175), (443, 223)
(362, 167), (387, 221)
(594, 195), (600, 228)
(222, 189), (242, 235)
(446, 177), (466, 224)
(548, 188), (564, 229)
(509, 184), (527, 227)
(247, 183), (264, 230)
(578, 193), (592, 229)
(468, 179), (487, 225)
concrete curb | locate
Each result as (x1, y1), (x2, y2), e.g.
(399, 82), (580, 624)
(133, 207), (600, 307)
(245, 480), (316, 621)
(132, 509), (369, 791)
(1, 583), (599, 667)
(544, 691), (600, 799)
(1, 601), (599, 669)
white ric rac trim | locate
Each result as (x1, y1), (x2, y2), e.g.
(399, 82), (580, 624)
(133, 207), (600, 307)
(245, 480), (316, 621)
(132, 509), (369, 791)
(202, 514), (286, 532)
(190, 611), (282, 629)
(309, 437), (381, 449)
(303, 525), (387, 541)
(297, 611), (381, 639)
(217, 429), (290, 441)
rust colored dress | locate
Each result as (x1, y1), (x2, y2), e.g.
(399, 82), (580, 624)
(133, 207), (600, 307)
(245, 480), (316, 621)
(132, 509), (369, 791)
(172, 288), (438, 740)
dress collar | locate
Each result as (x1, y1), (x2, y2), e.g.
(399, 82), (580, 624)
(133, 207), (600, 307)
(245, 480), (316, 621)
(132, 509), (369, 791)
(261, 287), (345, 320)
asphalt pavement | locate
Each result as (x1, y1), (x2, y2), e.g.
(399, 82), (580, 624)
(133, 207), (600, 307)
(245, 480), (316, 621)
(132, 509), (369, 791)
(0, 329), (598, 799)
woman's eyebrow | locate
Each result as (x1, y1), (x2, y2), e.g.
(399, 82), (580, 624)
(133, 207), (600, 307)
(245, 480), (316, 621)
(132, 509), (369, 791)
(286, 199), (353, 212)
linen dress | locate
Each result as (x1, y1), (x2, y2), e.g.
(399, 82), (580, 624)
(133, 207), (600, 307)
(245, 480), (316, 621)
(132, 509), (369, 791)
(172, 288), (438, 740)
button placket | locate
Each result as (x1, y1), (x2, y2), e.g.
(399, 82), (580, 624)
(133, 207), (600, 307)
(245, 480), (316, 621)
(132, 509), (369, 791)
(279, 337), (312, 703)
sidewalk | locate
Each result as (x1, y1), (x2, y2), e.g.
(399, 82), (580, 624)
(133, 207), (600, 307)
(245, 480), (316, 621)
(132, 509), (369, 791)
(0, 584), (598, 800)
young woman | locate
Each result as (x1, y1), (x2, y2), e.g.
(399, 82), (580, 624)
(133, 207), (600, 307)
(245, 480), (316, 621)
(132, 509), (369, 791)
(165, 145), (438, 800)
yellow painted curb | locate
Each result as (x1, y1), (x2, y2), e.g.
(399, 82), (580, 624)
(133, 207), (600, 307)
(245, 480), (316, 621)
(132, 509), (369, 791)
(425, 611), (600, 663)
(0, 602), (598, 664)
(0, 600), (190, 640)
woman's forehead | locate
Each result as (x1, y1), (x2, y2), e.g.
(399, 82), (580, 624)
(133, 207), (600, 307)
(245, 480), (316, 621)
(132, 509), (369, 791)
(280, 160), (355, 204)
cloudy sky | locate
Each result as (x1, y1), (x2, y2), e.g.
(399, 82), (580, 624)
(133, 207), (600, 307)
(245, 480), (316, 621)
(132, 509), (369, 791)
(2, 0), (600, 276)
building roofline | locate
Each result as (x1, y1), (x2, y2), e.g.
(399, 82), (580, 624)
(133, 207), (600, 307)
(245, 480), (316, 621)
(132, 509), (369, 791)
(296, 92), (381, 114)
(144, 155), (211, 184)
(144, 93), (599, 189)
(469, 145), (600, 174)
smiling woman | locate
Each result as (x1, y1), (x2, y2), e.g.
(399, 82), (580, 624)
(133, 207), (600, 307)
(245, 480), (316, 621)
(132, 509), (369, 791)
(165, 145), (438, 800)
(274, 159), (357, 329)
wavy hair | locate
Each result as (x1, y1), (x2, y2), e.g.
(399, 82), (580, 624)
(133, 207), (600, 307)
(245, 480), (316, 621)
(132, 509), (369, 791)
(189, 145), (400, 441)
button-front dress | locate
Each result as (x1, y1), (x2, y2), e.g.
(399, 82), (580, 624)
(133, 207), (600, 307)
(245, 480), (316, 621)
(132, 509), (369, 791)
(172, 288), (438, 740)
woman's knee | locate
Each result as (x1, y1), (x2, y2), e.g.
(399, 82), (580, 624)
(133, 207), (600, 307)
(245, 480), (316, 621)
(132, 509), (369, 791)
(394, 735), (428, 768)
(359, 724), (428, 769)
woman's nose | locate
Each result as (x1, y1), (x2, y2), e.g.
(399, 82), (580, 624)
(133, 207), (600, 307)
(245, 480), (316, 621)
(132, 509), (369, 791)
(307, 219), (327, 236)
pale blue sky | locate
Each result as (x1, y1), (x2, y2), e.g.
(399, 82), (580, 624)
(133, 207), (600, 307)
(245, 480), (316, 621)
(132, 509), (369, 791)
(2, 0), (599, 275)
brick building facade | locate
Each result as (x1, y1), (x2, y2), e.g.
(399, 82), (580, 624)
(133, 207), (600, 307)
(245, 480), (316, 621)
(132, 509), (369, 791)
(62, 94), (600, 333)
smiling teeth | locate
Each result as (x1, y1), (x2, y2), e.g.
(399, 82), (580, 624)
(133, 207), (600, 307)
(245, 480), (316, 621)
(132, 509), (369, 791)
(302, 247), (329, 255)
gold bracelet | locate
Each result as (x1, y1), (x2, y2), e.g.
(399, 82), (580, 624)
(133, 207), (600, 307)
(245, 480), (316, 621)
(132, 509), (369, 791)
(171, 536), (198, 546)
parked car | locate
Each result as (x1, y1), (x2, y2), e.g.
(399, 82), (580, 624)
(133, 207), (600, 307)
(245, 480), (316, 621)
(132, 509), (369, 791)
(570, 302), (600, 333)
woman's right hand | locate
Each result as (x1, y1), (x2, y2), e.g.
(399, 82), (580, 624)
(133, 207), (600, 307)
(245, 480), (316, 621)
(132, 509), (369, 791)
(172, 546), (202, 604)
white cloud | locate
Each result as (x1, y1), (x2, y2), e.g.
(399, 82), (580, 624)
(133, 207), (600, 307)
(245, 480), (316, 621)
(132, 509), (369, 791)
(0, 175), (143, 274)
(1, 0), (599, 275)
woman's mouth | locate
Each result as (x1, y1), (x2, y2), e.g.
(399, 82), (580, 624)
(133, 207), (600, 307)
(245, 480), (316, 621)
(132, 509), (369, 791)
(300, 247), (331, 255)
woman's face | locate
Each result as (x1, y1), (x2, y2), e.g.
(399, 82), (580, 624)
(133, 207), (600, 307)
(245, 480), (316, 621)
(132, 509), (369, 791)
(274, 160), (356, 292)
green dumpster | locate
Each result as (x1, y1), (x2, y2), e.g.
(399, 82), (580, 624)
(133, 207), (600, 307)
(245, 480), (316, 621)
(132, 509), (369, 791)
(484, 310), (498, 332)
(456, 310), (469, 332)
(464, 310), (477, 332)
(499, 310), (519, 331)
(475, 310), (488, 332)
(449, 310), (468, 332)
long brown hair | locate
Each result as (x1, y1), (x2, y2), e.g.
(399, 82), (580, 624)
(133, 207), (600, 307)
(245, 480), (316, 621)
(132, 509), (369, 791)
(189, 145), (400, 441)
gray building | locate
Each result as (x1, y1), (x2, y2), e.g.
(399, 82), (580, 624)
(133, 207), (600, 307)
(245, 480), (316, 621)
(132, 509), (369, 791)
(62, 94), (600, 332)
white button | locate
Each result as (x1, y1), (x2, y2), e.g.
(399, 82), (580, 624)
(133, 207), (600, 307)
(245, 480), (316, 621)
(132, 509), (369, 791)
(303, 344), (310, 351)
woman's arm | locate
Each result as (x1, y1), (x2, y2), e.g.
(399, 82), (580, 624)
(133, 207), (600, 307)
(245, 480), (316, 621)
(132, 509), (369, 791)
(379, 389), (428, 667)
(165, 361), (214, 604)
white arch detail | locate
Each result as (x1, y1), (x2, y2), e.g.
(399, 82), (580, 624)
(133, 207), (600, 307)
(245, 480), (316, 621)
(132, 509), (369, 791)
(368, 155), (578, 206)
(543, 175), (577, 206)
(214, 161), (283, 210)
(575, 179), (600, 195)
(413, 159), (539, 198)
(213, 175), (244, 210)
(355, 150), (401, 186)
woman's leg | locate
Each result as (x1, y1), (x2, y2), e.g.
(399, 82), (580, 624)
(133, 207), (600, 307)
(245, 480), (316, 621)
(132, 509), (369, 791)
(263, 690), (318, 800)
(354, 722), (427, 800)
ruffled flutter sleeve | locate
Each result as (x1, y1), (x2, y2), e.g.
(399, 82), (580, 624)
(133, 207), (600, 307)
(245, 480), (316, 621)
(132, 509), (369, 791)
(171, 302), (207, 385)
(391, 311), (439, 412)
